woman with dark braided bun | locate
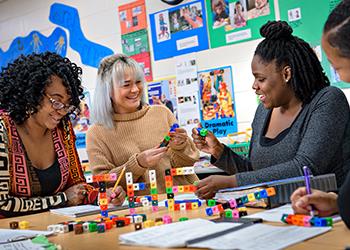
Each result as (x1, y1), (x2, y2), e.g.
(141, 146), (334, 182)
(0, 52), (125, 218)
(192, 20), (350, 199)
(292, 0), (350, 229)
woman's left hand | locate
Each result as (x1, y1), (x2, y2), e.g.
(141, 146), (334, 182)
(169, 128), (188, 146)
(107, 186), (126, 206)
(195, 175), (237, 199)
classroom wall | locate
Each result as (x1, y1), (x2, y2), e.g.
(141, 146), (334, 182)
(1, 0), (349, 135)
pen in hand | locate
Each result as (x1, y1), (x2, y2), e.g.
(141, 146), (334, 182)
(303, 166), (315, 217)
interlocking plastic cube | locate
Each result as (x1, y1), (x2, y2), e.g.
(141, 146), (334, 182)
(207, 199), (216, 207)
(74, 224), (83, 234)
(206, 207), (213, 216)
(9, 221), (18, 229)
(162, 215), (173, 224)
(97, 223), (106, 233)
(229, 199), (237, 208)
(19, 221), (29, 229)
(144, 220), (155, 228)
(224, 209), (233, 218)
(135, 222), (142, 231)
(179, 217), (189, 221)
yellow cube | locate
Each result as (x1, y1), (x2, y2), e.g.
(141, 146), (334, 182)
(155, 221), (163, 226)
(19, 221), (29, 229)
(176, 168), (184, 175)
(150, 182), (157, 189)
(247, 193), (256, 202)
(178, 186), (184, 193)
(144, 220), (155, 228)
(191, 202), (199, 209)
(99, 198), (108, 205)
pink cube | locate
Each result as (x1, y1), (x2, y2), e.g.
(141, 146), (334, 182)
(229, 199), (237, 208)
(212, 205), (219, 214)
(152, 206), (159, 212)
(173, 186), (179, 193)
(232, 209), (239, 218)
(162, 215), (173, 224)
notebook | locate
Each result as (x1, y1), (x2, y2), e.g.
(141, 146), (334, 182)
(50, 203), (130, 217)
(216, 174), (337, 208)
(0, 229), (54, 244)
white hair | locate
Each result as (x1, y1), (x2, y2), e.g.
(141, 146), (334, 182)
(92, 54), (145, 128)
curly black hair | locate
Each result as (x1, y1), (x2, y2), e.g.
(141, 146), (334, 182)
(0, 52), (84, 124)
(324, 0), (350, 57)
(254, 21), (330, 104)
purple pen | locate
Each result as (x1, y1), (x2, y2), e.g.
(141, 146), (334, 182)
(303, 166), (315, 217)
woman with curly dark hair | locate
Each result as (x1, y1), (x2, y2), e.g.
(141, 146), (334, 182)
(0, 52), (125, 218)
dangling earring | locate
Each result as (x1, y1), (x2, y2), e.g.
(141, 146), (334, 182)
(26, 107), (35, 116)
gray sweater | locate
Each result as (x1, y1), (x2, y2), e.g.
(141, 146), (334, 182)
(212, 86), (350, 187)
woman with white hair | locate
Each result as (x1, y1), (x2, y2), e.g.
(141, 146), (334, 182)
(86, 54), (199, 194)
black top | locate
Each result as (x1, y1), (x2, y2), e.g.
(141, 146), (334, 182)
(338, 172), (350, 228)
(211, 86), (350, 187)
(34, 159), (61, 196)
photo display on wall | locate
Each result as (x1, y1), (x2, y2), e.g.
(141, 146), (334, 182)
(278, 0), (348, 88)
(206, 0), (275, 49)
(149, 0), (209, 61)
(146, 77), (178, 119)
(118, 0), (153, 81)
(198, 66), (237, 137)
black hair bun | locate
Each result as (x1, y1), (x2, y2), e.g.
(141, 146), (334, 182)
(260, 21), (293, 40)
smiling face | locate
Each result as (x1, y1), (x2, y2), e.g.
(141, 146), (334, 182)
(31, 75), (72, 130)
(251, 55), (294, 109)
(322, 33), (350, 83)
(111, 69), (143, 114)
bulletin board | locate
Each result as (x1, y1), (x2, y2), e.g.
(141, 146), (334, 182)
(206, 0), (275, 49)
(278, 0), (348, 88)
(149, 0), (209, 61)
(121, 29), (149, 56)
(118, 0), (147, 35)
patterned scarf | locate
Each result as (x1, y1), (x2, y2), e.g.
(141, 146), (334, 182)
(0, 111), (86, 197)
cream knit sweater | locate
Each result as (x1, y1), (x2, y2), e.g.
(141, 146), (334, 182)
(86, 105), (199, 194)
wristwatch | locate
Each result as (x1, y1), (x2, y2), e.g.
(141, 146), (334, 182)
(160, 0), (184, 5)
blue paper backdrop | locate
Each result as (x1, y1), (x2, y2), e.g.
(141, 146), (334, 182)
(0, 28), (67, 70)
(149, 0), (209, 61)
(49, 3), (114, 68)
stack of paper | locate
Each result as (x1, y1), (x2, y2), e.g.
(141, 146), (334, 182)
(119, 218), (241, 248)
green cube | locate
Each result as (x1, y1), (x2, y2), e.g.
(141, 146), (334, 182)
(151, 188), (158, 194)
(88, 223), (97, 232)
(208, 199), (216, 207)
(225, 210), (233, 218)
(166, 187), (173, 194)
(179, 217), (189, 222)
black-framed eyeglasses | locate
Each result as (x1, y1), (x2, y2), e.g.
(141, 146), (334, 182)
(45, 94), (76, 114)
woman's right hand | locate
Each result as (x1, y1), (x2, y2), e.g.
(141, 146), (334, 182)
(191, 126), (224, 159)
(64, 184), (86, 206)
(136, 146), (168, 168)
(290, 187), (339, 217)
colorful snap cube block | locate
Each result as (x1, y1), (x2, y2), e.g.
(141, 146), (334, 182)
(207, 199), (216, 207)
(206, 207), (213, 216)
(97, 223), (106, 233)
(144, 220), (155, 228)
(135, 222), (142, 231)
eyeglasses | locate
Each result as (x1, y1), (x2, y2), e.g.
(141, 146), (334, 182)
(45, 94), (76, 114)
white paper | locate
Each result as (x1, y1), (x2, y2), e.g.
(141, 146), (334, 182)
(50, 202), (128, 217)
(0, 229), (53, 244)
(0, 239), (45, 250)
(119, 218), (241, 248)
(188, 224), (331, 250)
(244, 204), (294, 222)
(244, 204), (342, 223)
